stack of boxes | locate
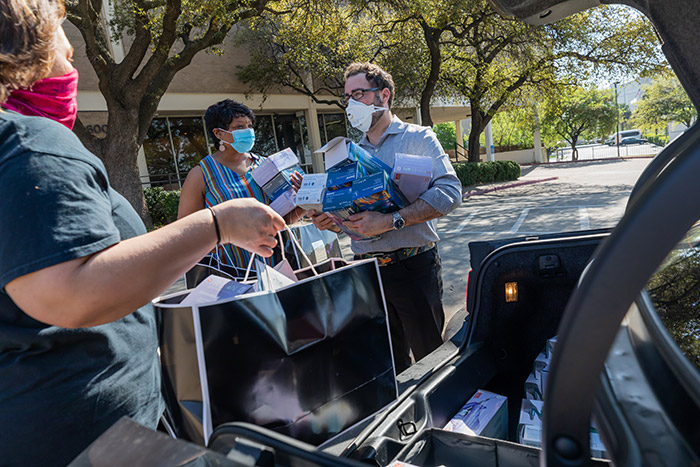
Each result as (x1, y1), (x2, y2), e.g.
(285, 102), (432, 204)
(517, 336), (608, 459)
(309, 137), (432, 240)
(437, 336), (607, 459)
(251, 147), (305, 216)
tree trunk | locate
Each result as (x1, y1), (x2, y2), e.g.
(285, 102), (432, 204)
(99, 108), (153, 228)
(571, 144), (578, 161)
(419, 23), (442, 128)
(467, 110), (484, 163)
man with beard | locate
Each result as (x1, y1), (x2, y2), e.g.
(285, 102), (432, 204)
(311, 63), (462, 373)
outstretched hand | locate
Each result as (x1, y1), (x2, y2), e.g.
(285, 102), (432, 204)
(214, 198), (286, 256)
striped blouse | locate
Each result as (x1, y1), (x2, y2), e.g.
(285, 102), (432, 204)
(199, 154), (275, 273)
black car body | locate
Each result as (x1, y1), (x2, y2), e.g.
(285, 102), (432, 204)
(71, 1), (700, 466)
(618, 136), (648, 145)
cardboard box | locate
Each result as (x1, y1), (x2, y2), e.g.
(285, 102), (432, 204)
(519, 424), (543, 448)
(295, 174), (327, 212)
(300, 173), (328, 190)
(518, 398), (544, 428)
(517, 398), (543, 447)
(296, 187), (324, 212)
(534, 352), (550, 373)
(322, 187), (372, 240)
(327, 161), (366, 190)
(443, 389), (508, 439)
(352, 171), (408, 214)
(547, 336), (557, 357)
(391, 153), (432, 203)
(525, 372), (544, 401)
(261, 165), (304, 201)
(323, 186), (354, 213)
(269, 188), (296, 216)
(517, 399), (607, 458)
(540, 368), (549, 396)
(317, 136), (391, 174)
(251, 147), (299, 187)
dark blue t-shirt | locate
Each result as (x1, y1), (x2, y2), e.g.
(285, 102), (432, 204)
(0, 111), (162, 466)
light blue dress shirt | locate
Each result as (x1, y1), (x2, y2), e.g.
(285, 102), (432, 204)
(351, 115), (462, 254)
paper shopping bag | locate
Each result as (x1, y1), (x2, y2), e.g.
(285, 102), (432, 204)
(155, 257), (397, 447)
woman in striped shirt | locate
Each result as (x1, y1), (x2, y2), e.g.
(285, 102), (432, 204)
(178, 99), (302, 278)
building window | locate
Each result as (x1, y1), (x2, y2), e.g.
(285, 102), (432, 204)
(143, 112), (316, 187)
(251, 115), (278, 157)
(143, 117), (178, 188)
(319, 113), (347, 146)
(170, 117), (210, 175)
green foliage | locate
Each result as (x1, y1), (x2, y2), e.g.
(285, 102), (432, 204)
(144, 187), (181, 228)
(439, 3), (666, 161)
(633, 75), (697, 132)
(491, 107), (536, 149)
(644, 134), (668, 147)
(541, 87), (617, 159)
(453, 160), (520, 186)
(237, 1), (381, 106)
(434, 122), (456, 150)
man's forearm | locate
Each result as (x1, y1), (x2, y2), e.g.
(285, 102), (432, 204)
(399, 199), (443, 227)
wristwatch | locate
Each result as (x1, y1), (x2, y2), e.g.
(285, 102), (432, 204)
(392, 211), (406, 230)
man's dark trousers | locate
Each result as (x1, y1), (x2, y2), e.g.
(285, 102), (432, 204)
(379, 247), (445, 373)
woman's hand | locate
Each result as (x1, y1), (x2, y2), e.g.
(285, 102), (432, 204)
(290, 171), (303, 193)
(214, 198), (286, 256)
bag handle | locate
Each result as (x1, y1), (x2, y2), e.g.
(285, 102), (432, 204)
(284, 225), (317, 274)
(243, 226), (318, 281)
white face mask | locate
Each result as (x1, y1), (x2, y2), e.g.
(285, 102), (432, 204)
(345, 99), (386, 133)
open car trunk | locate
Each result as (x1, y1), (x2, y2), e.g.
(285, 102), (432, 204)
(331, 231), (610, 465)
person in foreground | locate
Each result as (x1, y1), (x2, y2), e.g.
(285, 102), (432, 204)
(311, 62), (462, 373)
(0, 1), (285, 465)
(178, 99), (303, 279)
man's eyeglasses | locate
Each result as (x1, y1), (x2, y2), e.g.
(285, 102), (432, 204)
(341, 87), (381, 106)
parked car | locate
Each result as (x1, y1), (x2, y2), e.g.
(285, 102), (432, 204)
(618, 136), (648, 146)
(606, 129), (643, 146)
(70, 0), (700, 466)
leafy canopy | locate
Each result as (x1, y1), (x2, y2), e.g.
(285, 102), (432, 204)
(633, 74), (697, 131)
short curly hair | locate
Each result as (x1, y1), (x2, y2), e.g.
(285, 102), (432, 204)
(344, 62), (395, 107)
(0, 0), (65, 104)
(204, 99), (257, 145)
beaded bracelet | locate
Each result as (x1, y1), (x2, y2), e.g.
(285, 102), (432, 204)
(207, 206), (221, 244)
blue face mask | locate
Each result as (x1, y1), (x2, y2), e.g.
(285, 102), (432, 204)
(218, 127), (256, 154)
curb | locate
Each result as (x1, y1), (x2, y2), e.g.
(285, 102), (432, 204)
(462, 176), (559, 199)
(523, 154), (655, 167)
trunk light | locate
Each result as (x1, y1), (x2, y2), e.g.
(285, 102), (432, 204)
(505, 282), (518, 303)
